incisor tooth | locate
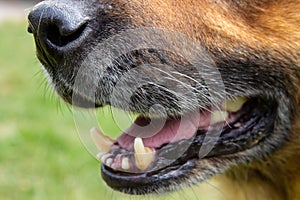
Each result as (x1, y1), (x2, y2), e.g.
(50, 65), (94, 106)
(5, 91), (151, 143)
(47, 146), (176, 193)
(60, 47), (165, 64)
(90, 127), (116, 153)
(222, 97), (248, 112)
(122, 157), (130, 170)
(211, 111), (228, 124)
(106, 158), (113, 167)
(100, 153), (112, 163)
(134, 137), (155, 170)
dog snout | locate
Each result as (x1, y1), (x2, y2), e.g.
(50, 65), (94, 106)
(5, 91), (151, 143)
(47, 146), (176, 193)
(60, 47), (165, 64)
(27, 1), (90, 63)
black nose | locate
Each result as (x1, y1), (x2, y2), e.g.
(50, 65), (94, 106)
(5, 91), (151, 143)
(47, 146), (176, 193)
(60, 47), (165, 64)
(28, 2), (90, 58)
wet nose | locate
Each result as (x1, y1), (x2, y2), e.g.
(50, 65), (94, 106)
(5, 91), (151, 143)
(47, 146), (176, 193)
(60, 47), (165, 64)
(27, 2), (90, 59)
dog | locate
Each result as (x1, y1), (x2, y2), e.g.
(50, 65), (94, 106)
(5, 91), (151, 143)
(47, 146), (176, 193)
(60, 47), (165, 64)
(27, 0), (300, 199)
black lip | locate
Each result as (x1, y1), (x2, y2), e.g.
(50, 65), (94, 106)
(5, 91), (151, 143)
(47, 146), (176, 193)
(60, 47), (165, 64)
(101, 98), (277, 194)
(101, 159), (197, 194)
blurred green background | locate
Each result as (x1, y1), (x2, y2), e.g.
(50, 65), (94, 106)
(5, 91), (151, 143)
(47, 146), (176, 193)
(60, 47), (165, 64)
(0, 1), (223, 200)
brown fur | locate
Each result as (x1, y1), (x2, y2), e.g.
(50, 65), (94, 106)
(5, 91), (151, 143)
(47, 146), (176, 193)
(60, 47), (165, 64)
(123, 0), (300, 49)
(116, 0), (300, 199)
(28, 0), (300, 199)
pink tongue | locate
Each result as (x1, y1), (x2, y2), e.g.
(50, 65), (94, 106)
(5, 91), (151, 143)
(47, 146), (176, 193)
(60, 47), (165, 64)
(117, 111), (211, 150)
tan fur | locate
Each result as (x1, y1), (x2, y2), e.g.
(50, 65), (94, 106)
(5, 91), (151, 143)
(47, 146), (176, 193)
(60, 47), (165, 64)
(121, 1), (300, 199)
(29, 0), (300, 198)
(125, 0), (300, 48)
(214, 103), (300, 200)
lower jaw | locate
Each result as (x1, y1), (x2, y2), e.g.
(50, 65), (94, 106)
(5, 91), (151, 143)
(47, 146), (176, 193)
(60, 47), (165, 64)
(101, 158), (198, 194)
(100, 98), (277, 194)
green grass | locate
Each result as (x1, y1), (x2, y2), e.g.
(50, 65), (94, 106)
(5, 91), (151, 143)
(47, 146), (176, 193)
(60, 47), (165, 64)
(0, 21), (221, 200)
(0, 21), (108, 200)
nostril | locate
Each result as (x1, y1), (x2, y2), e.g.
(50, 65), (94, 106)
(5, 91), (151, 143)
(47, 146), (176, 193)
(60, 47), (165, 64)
(27, 25), (33, 34)
(27, 2), (90, 50)
(46, 22), (88, 47)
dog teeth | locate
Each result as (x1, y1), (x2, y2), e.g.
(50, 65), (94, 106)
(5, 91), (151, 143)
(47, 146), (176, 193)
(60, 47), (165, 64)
(105, 158), (113, 167)
(100, 153), (113, 163)
(211, 111), (228, 124)
(121, 157), (130, 170)
(222, 97), (248, 112)
(134, 137), (146, 154)
(134, 137), (155, 170)
(90, 127), (116, 153)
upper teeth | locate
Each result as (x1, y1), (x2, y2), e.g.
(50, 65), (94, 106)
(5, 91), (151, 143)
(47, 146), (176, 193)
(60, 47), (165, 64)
(222, 97), (248, 112)
(90, 127), (116, 154)
(134, 137), (155, 170)
(211, 111), (228, 124)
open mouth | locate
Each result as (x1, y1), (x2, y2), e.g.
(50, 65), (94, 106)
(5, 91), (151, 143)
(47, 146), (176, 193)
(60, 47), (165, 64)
(90, 97), (277, 193)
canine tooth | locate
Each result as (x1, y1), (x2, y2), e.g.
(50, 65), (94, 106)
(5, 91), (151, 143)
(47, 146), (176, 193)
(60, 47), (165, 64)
(134, 137), (155, 170)
(222, 97), (248, 112)
(90, 127), (116, 153)
(211, 111), (228, 124)
(134, 137), (146, 154)
(121, 157), (130, 170)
